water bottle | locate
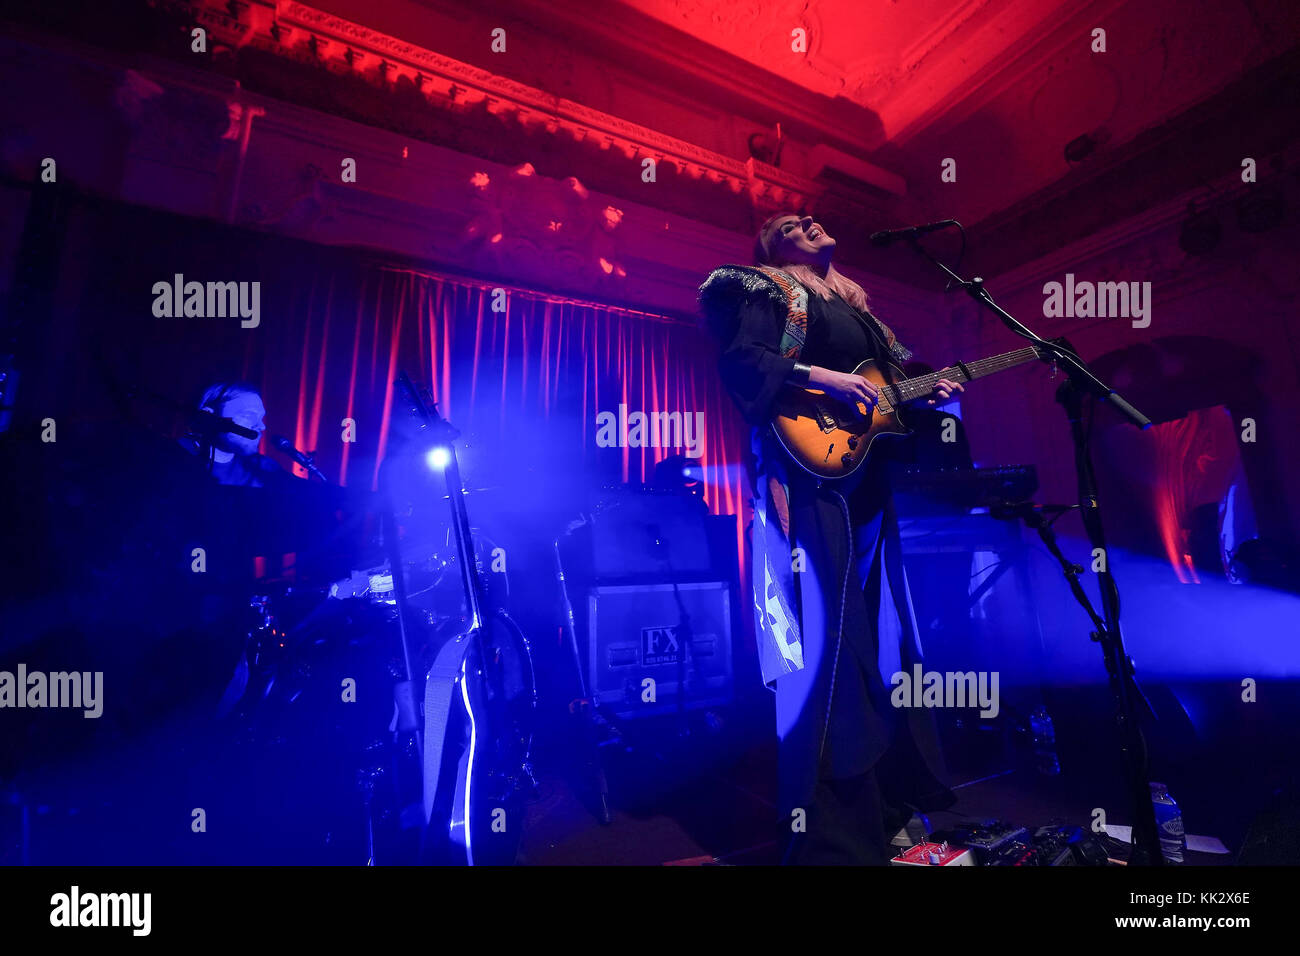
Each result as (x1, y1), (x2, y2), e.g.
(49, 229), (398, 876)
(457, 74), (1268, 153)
(1150, 782), (1186, 863)
(1029, 707), (1061, 776)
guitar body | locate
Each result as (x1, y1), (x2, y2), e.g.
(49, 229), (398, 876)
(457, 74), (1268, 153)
(422, 608), (535, 866)
(769, 344), (1050, 479)
(771, 358), (911, 480)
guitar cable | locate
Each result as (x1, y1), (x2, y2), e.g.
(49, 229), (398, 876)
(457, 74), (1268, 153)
(817, 487), (856, 773)
(781, 484), (856, 867)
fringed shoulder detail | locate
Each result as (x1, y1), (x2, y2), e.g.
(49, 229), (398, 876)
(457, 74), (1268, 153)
(865, 309), (914, 364)
(697, 265), (785, 333)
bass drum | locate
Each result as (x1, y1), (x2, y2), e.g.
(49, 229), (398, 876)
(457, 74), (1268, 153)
(421, 608), (537, 866)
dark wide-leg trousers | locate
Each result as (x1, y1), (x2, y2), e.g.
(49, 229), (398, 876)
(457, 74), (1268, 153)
(777, 473), (953, 866)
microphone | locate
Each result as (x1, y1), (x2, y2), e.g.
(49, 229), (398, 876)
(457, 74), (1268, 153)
(191, 408), (258, 441)
(271, 434), (329, 482)
(870, 219), (958, 247)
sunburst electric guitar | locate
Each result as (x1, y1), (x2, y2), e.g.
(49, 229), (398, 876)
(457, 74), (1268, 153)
(771, 345), (1052, 479)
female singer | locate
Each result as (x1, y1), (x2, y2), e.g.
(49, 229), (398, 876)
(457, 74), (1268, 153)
(699, 214), (962, 864)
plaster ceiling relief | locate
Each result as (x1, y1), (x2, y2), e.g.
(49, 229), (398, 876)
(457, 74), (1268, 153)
(680, 1), (841, 96)
(633, 0), (797, 42)
(1142, 1), (1266, 104)
(1028, 56), (1121, 139)
(606, 0), (1297, 166)
(618, 0), (995, 104)
(603, 0), (1124, 158)
(187, 0), (1295, 277)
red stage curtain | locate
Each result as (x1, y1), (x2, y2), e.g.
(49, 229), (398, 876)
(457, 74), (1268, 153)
(38, 199), (754, 610)
(237, 263), (751, 563)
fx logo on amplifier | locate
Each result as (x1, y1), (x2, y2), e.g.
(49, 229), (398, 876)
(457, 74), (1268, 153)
(642, 625), (684, 666)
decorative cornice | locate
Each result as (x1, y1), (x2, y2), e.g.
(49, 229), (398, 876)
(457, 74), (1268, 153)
(987, 143), (1300, 298)
(177, 0), (825, 212)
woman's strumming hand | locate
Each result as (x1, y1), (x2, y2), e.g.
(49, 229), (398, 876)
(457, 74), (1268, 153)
(808, 366), (879, 418)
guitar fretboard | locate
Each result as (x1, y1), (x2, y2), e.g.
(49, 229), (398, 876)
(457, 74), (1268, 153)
(883, 346), (1044, 406)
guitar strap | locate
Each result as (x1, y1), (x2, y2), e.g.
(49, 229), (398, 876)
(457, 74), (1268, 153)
(755, 266), (809, 359)
(864, 306), (913, 365)
(741, 267), (811, 685)
(755, 265), (913, 365)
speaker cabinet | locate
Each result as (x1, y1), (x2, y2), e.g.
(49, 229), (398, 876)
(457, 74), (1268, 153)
(586, 581), (732, 719)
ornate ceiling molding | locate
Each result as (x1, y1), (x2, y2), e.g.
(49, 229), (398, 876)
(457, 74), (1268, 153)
(173, 0), (827, 213)
(985, 141), (1300, 300)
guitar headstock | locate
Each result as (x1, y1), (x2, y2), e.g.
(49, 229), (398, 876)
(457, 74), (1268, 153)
(396, 370), (438, 428)
(395, 370), (461, 446)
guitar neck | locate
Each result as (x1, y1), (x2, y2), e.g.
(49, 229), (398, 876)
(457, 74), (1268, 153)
(883, 345), (1045, 406)
(396, 370), (486, 630)
(443, 450), (487, 632)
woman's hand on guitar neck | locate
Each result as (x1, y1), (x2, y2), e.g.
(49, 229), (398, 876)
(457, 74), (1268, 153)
(808, 366), (879, 418)
(925, 378), (965, 406)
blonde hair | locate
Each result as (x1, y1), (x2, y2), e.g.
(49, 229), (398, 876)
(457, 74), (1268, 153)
(753, 213), (870, 312)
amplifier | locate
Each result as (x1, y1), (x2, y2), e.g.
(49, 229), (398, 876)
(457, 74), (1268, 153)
(589, 489), (713, 579)
(586, 581), (732, 719)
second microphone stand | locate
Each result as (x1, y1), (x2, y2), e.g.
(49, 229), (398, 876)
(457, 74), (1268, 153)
(898, 231), (1164, 866)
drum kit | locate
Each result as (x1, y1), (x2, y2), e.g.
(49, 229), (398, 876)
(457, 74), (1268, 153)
(205, 486), (539, 865)
(44, 373), (542, 865)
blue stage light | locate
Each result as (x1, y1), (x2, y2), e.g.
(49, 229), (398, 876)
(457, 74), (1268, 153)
(426, 446), (450, 470)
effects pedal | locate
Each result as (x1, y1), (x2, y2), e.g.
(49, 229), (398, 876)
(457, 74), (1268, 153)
(891, 842), (974, 866)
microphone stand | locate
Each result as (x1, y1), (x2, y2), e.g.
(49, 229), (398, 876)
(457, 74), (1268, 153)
(897, 232), (1164, 866)
(647, 522), (694, 739)
(553, 532), (613, 825)
(289, 448), (330, 483)
(187, 410), (258, 477)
